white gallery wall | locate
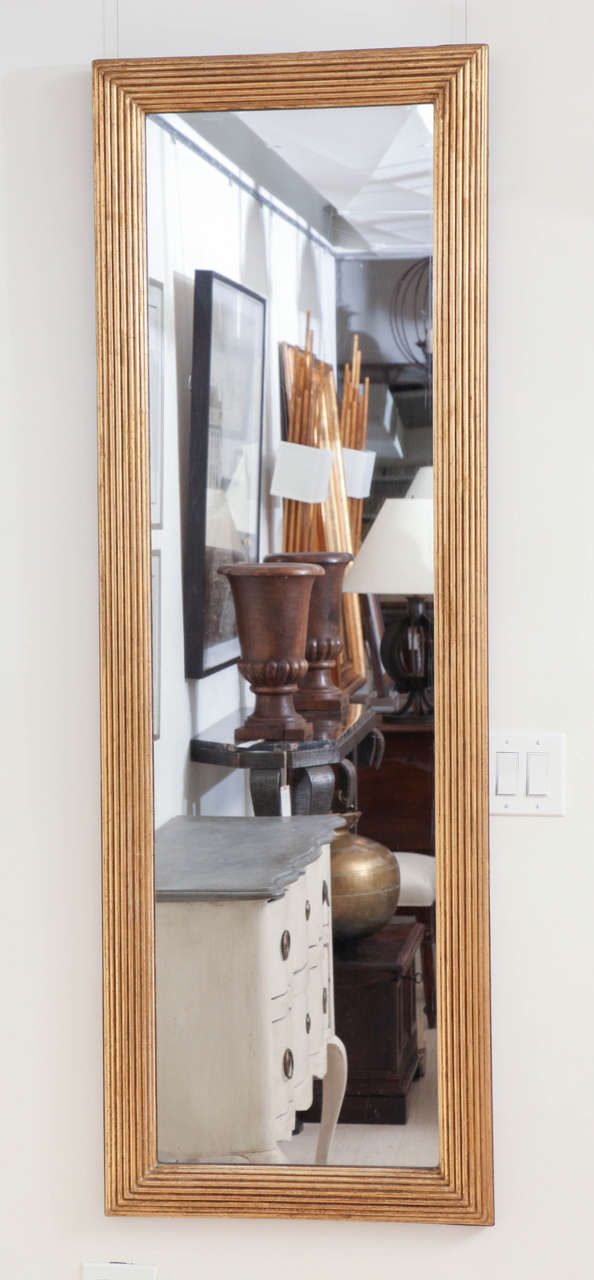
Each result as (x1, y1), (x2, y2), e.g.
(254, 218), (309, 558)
(146, 116), (336, 826)
(1, 1), (594, 1278)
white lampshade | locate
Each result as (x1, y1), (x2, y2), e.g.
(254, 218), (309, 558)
(270, 441), (333, 503)
(342, 448), (376, 499)
(407, 466), (433, 499)
(343, 499), (433, 595)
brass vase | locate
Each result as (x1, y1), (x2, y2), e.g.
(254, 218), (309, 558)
(330, 820), (400, 942)
(218, 561), (324, 743)
(265, 551), (352, 715)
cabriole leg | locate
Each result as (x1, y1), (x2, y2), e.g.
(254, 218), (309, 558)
(315, 1035), (348, 1165)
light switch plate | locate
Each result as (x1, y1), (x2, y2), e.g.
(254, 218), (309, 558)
(83, 1266), (158, 1280)
(489, 732), (566, 815)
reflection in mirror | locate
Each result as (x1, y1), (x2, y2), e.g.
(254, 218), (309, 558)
(147, 104), (436, 1168)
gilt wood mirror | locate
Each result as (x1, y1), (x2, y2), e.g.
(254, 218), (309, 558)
(93, 44), (492, 1222)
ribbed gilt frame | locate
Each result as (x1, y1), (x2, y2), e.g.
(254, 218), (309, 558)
(93, 45), (492, 1223)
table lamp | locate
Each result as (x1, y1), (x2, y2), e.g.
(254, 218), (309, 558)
(343, 498), (434, 716)
(406, 465), (433, 500)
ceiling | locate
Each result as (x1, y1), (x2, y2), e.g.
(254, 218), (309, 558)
(238, 104), (433, 257)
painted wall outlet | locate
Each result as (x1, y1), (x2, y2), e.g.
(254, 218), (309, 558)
(83, 1266), (158, 1280)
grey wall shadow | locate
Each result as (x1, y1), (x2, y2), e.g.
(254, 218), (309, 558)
(184, 753), (235, 815)
(336, 305), (385, 368)
(241, 195), (270, 299)
(183, 681), (250, 815)
(183, 673), (228, 812)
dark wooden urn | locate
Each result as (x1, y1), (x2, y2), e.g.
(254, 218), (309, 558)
(265, 551), (352, 715)
(218, 561), (324, 743)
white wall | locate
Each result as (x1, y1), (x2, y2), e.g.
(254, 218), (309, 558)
(146, 116), (336, 826)
(2, 2), (594, 1278)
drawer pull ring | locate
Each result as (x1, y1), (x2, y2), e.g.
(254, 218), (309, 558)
(280, 929), (291, 961)
(283, 1048), (294, 1079)
(305, 899), (311, 921)
(305, 1013), (311, 1034)
(322, 987), (328, 1014)
(322, 880), (329, 906)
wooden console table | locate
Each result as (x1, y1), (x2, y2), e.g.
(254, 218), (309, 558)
(190, 702), (382, 817)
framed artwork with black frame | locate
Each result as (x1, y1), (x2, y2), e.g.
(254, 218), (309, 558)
(184, 270), (266, 678)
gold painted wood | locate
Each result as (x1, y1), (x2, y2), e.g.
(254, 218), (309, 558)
(93, 45), (492, 1223)
(279, 340), (367, 695)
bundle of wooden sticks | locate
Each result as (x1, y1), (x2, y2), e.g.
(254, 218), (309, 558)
(280, 317), (370, 554)
(339, 333), (370, 554)
(281, 318), (324, 552)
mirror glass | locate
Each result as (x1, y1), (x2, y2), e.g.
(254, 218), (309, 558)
(147, 104), (436, 1168)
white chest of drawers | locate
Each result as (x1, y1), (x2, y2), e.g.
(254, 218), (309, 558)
(155, 814), (347, 1165)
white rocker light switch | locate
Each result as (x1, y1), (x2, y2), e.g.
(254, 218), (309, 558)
(527, 752), (550, 796)
(495, 751), (519, 796)
(490, 733), (565, 815)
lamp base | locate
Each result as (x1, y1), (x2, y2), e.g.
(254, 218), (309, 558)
(386, 687), (434, 717)
(379, 596), (433, 719)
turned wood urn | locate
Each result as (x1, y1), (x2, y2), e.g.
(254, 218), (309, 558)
(218, 561), (324, 743)
(264, 551), (353, 715)
(330, 823), (401, 942)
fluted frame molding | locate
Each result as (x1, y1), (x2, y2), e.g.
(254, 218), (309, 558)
(93, 45), (492, 1223)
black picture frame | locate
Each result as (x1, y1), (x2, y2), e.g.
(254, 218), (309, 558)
(184, 270), (266, 679)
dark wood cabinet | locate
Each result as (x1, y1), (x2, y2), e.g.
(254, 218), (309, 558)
(355, 710), (436, 1029)
(357, 715), (434, 853)
(333, 921), (425, 1123)
(305, 920), (425, 1125)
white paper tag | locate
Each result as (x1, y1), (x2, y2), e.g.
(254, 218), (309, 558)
(280, 784), (292, 816)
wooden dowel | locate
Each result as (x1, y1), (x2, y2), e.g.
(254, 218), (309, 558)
(355, 388), (364, 451)
(300, 346), (312, 447)
(361, 376), (370, 450)
(305, 503), (315, 551)
(308, 366), (319, 448)
(339, 363), (351, 446)
(351, 334), (360, 391)
(348, 384), (358, 450)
